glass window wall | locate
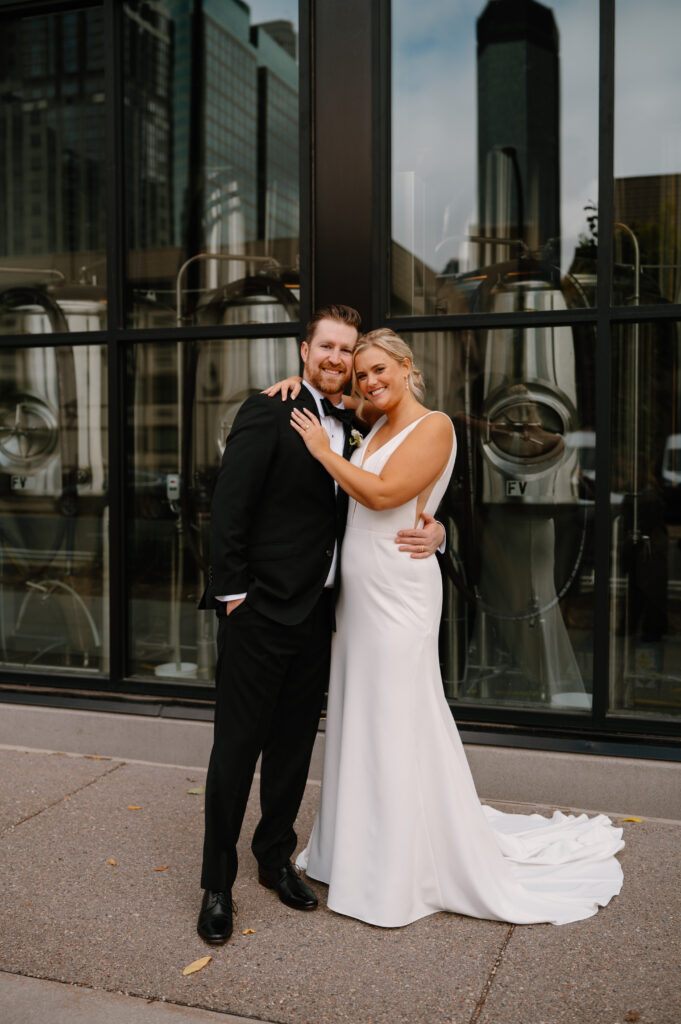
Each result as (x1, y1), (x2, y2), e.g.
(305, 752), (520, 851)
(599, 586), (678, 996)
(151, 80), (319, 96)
(391, 0), (598, 316)
(0, 7), (108, 333)
(1, 0), (680, 750)
(123, 0), (301, 329)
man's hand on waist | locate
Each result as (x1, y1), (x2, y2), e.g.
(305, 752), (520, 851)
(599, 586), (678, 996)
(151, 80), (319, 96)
(394, 513), (446, 559)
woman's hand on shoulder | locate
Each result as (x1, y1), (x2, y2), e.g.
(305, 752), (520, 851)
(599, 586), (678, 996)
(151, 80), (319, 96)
(262, 375), (303, 400)
(290, 407), (331, 458)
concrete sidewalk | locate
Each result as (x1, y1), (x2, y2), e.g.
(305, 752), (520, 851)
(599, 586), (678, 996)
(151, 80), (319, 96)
(1, 745), (679, 1024)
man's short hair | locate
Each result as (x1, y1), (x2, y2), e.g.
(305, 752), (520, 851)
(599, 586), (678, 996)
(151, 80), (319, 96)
(305, 304), (362, 343)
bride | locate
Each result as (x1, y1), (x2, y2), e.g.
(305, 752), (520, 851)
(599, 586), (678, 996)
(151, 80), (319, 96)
(284, 327), (624, 928)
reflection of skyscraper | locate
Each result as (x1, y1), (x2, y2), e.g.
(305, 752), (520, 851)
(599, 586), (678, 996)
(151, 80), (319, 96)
(202, 2), (259, 246)
(477, 0), (560, 268)
(254, 22), (299, 263)
(0, 0), (298, 292)
(615, 173), (681, 303)
(0, 4), (175, 276)
(0, 9), (107, 268)
(124, 2), (174, 252)
(168, 0), (299, 271)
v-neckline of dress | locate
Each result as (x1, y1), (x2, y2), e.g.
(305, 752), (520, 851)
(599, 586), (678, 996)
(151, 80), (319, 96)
(360, 412), (432, 468)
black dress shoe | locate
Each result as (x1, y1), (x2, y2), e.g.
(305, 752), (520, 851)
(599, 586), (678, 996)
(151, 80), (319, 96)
(258, 861), (318, 911)
(197, 890), (235, 945)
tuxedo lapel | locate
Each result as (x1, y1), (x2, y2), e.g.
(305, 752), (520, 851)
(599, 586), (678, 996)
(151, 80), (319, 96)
(341, 422), (354, 460)
(293, 387), (318, 414)
(342, 415), (367, 459)
(292, 388), (337, 500)
(295, 386), (356, 463)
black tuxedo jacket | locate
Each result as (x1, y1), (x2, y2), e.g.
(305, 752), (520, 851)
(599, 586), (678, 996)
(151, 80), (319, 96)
(201, 387), (355, 626)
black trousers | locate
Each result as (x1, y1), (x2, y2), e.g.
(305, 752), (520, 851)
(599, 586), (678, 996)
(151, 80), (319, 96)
(200, 591), (332, 892)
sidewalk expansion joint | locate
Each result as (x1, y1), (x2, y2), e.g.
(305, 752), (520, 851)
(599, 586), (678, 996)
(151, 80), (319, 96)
(0, 971), (285, 1024)
(468, 924), (515, 1024)
(0, 761), (126, 837)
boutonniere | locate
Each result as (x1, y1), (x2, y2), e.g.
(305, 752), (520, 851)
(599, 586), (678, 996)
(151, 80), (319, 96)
(349, 428), (363, 448)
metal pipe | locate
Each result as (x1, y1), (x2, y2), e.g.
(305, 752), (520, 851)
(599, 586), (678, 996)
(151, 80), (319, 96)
(0, 267), (65, 281)
(175, 252), (278, 327)
(614, 222), (640, 541)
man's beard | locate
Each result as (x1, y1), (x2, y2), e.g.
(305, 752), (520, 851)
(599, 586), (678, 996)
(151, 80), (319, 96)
(304, 364), (351, 396)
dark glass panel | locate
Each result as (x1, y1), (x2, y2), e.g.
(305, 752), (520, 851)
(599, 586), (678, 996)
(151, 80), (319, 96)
(610, 319), (681, 719)
(123, 0), (300, 329)
(0, 8), (107, 333)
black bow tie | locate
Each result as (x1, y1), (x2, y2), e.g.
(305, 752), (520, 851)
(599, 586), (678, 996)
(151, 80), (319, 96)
(321, 397), (355, 427)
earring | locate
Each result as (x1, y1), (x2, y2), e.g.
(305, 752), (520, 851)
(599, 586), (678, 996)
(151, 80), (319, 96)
(404, 377), (409, 390)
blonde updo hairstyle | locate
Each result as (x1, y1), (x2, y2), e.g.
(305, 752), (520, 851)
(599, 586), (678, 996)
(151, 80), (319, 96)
(353, 328), (426, 401)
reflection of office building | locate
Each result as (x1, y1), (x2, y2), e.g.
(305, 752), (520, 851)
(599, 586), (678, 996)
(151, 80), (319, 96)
(615, 173), (681, 303)
(254, 21), (299, 266)
(392, 240), (439, 316)
(0, 1), (299, 290)
(0, 9), (106, 272)
(167, 0), (299, 281)
(0, 3), (173, 280)
(477, 0), (560, 268)
(124, 2), (174, 253)
(202, 2), (259, 248)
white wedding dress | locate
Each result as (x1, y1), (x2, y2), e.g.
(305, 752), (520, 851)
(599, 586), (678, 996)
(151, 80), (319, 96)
(296, 412), (624, 927)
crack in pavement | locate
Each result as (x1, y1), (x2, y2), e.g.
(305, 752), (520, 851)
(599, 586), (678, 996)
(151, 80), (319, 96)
(468, 924), (516, 1024)
(0, 761), (127, 836)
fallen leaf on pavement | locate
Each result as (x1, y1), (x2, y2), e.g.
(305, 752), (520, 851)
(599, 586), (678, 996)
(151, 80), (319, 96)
(126, 805), (141, 810)
(108, 858), (117, 866)
(182, 956), (211, 976)
(154, 865), (169, 872)
(620, 817), (643, 822)
(187, 786), (205, 795)
(242, 929), (255, 935)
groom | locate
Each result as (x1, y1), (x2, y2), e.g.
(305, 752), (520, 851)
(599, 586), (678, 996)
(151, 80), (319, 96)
(197, 304), (443, 944)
